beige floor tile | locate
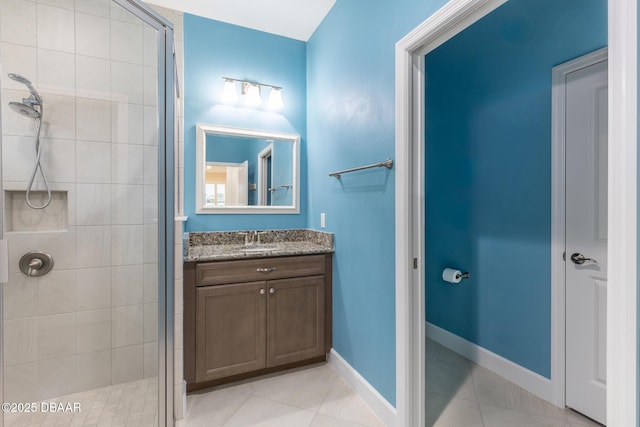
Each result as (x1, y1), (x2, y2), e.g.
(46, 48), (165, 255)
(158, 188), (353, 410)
(562, 408), (603, 426)
(426, 338), (446, 360)
(184, 388), (249, 427)
(426, 356), (476, 401)
(471, 363), (573, 422)
(479, 403), (567, 427)
(222, 396), (316, 427)
(426, 393), (483, 427)
(250, 364), (338, 411)
(318, 376), (385, 427)
(310, 413), (374, 427)
(3, 378), (156, 427)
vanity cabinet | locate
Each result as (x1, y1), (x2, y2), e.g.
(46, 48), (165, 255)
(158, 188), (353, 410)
(184, 253), (332, 390)
(195, 281), (267, 381)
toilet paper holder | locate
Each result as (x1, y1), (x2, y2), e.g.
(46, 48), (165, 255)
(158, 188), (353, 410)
(442, 268), (471, 284)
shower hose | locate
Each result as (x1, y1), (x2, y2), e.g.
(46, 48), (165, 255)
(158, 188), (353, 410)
(26, 109), (52, 209)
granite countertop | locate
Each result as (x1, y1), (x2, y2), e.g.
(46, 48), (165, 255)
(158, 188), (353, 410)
(184, 229), (334, 262)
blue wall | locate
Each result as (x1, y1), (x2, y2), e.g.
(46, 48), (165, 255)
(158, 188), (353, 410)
(306, 0), (449, 405)
(183, 14), (307, 231)
(205, 135), (252, 163)
(425, 0), (606, 378)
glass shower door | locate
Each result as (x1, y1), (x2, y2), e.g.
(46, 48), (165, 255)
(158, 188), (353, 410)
(0, 0), (173, 425)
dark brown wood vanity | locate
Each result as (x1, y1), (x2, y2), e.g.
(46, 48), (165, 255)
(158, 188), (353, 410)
(183, 252), (332, 391)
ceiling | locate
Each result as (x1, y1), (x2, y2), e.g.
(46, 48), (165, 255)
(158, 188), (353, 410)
(147, 0), (336, 41)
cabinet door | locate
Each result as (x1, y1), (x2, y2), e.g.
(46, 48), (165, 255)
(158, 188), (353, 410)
(196, 282), (266, 382)
(267, 275), (325, 367)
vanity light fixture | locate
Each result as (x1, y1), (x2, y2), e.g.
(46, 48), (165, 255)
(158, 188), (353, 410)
(267, 87), (283, 110)
(243, 82), (262, 107)
(221, 78), (238, 103)
(221, 77), (284, 110)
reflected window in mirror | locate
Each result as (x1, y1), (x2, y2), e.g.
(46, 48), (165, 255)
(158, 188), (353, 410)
(196, 124), (300, 214)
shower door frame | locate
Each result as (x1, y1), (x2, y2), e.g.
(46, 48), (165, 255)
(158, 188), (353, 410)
(0, 41), (5, 427)
(0, 0), (176, 425)
(113, 1), (176, 425)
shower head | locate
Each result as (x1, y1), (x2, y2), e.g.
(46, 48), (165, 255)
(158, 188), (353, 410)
(8, 73), (42, 104)
(9, 102), (41, 119)
(8, 73), (32, 85)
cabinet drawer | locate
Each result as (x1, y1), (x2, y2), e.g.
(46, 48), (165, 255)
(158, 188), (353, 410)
(196, 255), (326, 286)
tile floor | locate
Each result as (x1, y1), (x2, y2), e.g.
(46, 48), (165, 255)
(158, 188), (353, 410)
(2, 341), (605, 427)
(183, 340), (605, 427)
(426, 338), (604, 427)
(3, 377), (158, 427)
(182, 363), (384, 427)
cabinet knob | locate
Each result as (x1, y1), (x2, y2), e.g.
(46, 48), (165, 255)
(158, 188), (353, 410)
(269, 288), (275, 294)
(259, 289), (265, 295)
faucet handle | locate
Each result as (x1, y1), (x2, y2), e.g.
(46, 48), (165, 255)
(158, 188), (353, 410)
(256, 231), (268, 244)
(238, 232), (250, 245)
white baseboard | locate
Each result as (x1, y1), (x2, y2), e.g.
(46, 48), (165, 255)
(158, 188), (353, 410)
(426, 322), (555, 404)
(328, 349), (397, 427)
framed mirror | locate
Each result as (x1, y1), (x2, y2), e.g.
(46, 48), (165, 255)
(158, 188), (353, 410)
(195, 124), (300, 214)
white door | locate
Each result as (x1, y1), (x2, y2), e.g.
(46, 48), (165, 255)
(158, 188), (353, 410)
(565, 57), (607, 424)
(225, 161), (249, 206)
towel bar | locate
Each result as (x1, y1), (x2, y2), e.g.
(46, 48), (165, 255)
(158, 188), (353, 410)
(329, 158), (393, 179)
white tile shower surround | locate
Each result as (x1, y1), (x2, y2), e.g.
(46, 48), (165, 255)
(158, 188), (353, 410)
(1, 0), (161, 403)
(426, 339), (603, 427)
(4, 377), (158, 427)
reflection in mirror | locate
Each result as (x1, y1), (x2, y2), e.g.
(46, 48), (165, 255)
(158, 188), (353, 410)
(196, 124), (300, 214)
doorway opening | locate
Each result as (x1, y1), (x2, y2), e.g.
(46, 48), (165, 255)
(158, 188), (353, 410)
(258, 144), (274, 206)
(395, 1), (636, 426)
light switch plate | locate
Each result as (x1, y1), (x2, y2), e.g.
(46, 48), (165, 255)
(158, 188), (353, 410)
(320, 213), (326, 228)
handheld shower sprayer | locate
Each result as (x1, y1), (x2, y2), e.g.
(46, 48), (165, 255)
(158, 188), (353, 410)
(8, 73), (42, 104)
(7, 73), (51, 209)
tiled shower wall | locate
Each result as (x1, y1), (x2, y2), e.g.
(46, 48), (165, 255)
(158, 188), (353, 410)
(0, 0), (159, 402)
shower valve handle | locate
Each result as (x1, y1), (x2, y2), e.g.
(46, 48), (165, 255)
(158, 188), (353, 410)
(19, 252), (54, 277)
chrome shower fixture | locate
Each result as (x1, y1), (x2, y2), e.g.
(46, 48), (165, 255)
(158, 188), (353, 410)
(9, 101), (41, 119)
(8, 73), (42, 119)
(7, 73), (51, 209)
(8, 73), (42, 103)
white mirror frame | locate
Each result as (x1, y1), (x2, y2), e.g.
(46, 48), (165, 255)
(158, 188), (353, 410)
(195, 124), (300, 214)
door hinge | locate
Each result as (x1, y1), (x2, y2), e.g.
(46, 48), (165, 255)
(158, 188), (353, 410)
(413, 258), (418, 269)
(563, 251), (566, 261)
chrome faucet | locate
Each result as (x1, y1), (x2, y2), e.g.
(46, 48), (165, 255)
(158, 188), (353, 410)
(238, 231), (252, 245)
(256, 231), (268, 244)
(239, 230), (269, 246)
(238, 231), (259, 246)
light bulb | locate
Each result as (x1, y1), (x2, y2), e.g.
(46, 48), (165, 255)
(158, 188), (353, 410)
(245, 83), (261, 106)
(221, 79), (237, 103)
(267, 87), (283, 110)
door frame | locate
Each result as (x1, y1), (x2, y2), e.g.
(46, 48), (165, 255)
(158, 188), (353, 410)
(550, 47), (608, 409)
(257, 143), (274, 205)
(108, 1), (176, 425)
(395, 1), (637, 427)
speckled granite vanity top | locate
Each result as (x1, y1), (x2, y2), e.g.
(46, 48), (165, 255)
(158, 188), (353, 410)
(184, 229), (334, 262)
